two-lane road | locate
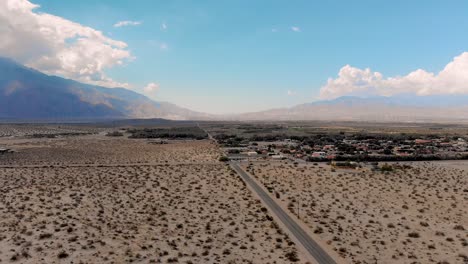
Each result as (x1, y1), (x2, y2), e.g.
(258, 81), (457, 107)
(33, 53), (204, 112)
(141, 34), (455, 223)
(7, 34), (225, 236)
(230, 162), (337, 264)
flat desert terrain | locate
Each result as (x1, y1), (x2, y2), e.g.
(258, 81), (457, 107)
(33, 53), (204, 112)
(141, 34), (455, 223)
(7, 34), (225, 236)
(0, 132), (307, 263)
(243, 161), (467, 264)
(0, 137), (219, 166)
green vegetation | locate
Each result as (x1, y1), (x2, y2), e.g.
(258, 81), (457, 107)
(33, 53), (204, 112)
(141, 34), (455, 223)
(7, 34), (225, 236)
(128, 127), (208, 140)
(106, 131), (124, 137)
(29, 132), (90, 138)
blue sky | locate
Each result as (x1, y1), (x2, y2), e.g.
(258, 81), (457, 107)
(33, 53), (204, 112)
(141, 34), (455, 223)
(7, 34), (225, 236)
(25, 1), (468, 113)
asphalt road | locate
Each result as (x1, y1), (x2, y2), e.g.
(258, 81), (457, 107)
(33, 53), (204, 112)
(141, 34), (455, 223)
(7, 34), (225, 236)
(196, 123), (214, 140)
(230, 162), (337, 264)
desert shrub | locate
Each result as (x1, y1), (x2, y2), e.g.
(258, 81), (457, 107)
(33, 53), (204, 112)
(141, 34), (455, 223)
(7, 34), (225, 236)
(285, 250), (300, 262)
(219, 156), (229, 162)
(57, 251), (69, 259)
(380, 164), (394, 172)
(106, 131), (124, 137)
(314, 227), (324, 234)
(38, 233), (53, 240)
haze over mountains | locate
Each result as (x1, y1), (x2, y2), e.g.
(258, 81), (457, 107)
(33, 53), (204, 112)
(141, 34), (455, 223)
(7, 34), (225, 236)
(235, 95), (468, 122)
(1, 57), (468, 122)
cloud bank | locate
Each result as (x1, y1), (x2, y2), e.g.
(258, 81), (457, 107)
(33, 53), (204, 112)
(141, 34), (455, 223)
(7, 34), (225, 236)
(320, 52), (468, 99)
(0, 0), (132, 88)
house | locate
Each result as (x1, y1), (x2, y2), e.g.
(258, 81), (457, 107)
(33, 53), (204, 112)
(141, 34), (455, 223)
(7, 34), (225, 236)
(247, 151), (258, 156)
(415, 139), (432, 145)
(271, 155), (285, 160)
(323, 145), (334, 150)
(456, 138), (467, 146)
(313, 146), (323, 151)
(312, 152), (326, 158)
(301, 145), (312, 150)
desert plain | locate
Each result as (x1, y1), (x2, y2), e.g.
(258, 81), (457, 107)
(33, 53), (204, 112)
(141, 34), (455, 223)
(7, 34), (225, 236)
(0, 125), (307, 264)
(1, 123), (467, 264)
(242, 161), (467, 264)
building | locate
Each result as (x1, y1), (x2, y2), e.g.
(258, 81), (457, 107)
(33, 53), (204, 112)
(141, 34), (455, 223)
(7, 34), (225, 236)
(312, 152), (326, 158)
(271, 155), (285, 160)
(415, 139), (432, 145)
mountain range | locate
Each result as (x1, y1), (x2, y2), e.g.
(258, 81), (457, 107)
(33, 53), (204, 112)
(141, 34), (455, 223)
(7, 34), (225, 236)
(0, 57), (210, 121)
(234, 95), (468, 122)
(1, 57), (468, 122)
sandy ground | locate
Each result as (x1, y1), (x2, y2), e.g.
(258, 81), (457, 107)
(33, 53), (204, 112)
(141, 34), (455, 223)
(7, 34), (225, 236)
(0, 137), (220, 166)
(0, 133), (308, 263)
(0, 124), (104, 138)
(242, 161), (468, 264)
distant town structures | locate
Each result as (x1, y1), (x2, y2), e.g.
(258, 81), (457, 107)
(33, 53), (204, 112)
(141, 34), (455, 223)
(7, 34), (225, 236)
(223, 136), (468, 162)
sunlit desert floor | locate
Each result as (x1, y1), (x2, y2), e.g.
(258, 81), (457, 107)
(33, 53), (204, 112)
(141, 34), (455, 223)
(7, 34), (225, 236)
(243, 161), (468, 264)
(0, 135), (307, 263)
(0, 136), (220, 166)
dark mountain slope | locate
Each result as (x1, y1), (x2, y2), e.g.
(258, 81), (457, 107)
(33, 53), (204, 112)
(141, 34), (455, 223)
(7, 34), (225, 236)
(0, 57), (211, 120)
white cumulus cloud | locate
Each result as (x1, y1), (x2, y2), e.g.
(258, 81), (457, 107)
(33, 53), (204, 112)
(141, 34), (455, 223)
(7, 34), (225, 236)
(143, 82), (160, 93)
(320, 52), (468, 99)
(0, 0), (132, 88)
(291, 26), (301, 32)
(114, 20), (141, 28)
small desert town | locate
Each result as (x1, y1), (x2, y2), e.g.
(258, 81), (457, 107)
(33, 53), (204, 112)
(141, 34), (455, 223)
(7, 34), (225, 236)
(0, 122), (466, 264)
(220, 133), (468, 163)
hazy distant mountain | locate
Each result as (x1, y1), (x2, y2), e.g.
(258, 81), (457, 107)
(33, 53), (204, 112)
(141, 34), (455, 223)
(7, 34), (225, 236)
(0, 57), (211, 120)
(235, 95), (468, 122)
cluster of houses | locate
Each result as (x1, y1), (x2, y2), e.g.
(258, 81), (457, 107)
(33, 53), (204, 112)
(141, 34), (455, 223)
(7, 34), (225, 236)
(307, 137), (467, 158)
(225, 136), (468, 162)
(224, 140), (294, 161)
